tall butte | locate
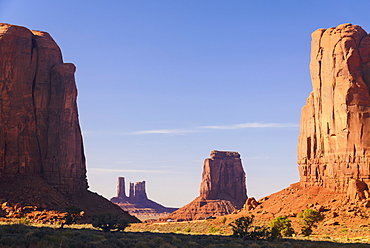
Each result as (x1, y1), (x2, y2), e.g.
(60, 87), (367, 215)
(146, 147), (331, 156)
(298, 23), (370, 200)
(0, 23), (138, 222)
(163, 150), (247, 221)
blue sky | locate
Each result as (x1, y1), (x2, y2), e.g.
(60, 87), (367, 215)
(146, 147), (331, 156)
(2, 1), (370, 207)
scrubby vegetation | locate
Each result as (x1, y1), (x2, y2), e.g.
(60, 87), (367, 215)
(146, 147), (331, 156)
(297, 209), (324, 236)
(269, 216), (295, 238)
(0, 223), (368, 247)
(92, 212), (129, 232)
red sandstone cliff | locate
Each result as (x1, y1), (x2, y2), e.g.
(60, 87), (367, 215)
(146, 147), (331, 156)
(0, 23), (138, 222)
(163, 150), (247, 221)
(298, 23), (370, 200)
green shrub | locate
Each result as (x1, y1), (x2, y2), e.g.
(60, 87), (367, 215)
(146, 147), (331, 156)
(269, 216), (295, 237)
(61, 206), (83, 228)
(221, 217), (227, 224)
(229, 216), (254, 238)
(92, 212), (129, 232)
(229, 216), (279, 240)
(208, 225), (219, 233)
(297, 209), (324, 236)
(184, 226), (191, 233)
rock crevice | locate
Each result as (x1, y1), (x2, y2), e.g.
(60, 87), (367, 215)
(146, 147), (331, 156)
(298, 23), (370, 200)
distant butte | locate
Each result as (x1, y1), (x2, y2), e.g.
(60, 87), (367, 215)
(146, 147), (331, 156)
(163, 150), (248, 221)
(111, 177), (177, 220)
(0, 23), (138, 222)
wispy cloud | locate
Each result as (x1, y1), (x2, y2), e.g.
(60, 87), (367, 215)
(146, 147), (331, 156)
(88, 168), (174, 173)
(123, 129), (197, 135)
(201, 122), (299, 130)
(121, 122), (299, 135)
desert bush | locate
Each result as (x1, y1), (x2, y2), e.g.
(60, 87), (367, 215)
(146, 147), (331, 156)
(297, 209), (324, 236)
(92, 212), (129, 232)
(269, 216), (295, 237)
(229, 216), (254, 238)
(184, 226), (191, 233)
(229, 216), (279, 240)
(221, 217), (227, 224)
(61, 206), (83, 228)
(208, 225), (219, 233)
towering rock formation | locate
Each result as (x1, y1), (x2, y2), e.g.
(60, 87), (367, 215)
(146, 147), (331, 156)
(111, 177), (177, 220)
(163, 150), (248, 221)
(0, 23), (87, 194)
(298, 23), (370, 199)
(0, 23), (138, 222)
(200, 150), (247, 208)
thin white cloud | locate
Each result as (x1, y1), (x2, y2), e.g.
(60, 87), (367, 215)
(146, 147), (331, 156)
(89, 168), (174, 173)
(121, 122), (299, 135)
(201, 122), (299, 130)
(123, 129), (197, 135)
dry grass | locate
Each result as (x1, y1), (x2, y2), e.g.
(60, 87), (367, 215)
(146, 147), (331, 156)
(0, 219), (369, 247)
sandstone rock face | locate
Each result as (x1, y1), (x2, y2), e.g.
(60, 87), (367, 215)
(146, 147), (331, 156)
(200, 150), (247, 208)
(111, 177), (177, 220)
(0, 23), (86, 194)
(298, 23), (370, 199)
(0, 23), (138, 222)
(163, 150), (247, 221)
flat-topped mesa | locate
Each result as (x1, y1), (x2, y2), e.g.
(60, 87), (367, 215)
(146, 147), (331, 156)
(200, 150), (247, 208)
(164, 150), (247, 221)
(210, 150), (241, 159)
(298, 23), (370, 199)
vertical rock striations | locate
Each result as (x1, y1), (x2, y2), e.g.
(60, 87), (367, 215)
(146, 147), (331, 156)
(298, 23), (370, 199)
(0, 23), (138, 222)
(163, 150), (248, 221)
(200, 150), (247, 208)
(0, 23), (87, 194)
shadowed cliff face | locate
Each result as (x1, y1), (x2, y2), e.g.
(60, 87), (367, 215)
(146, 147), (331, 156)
(298, 23), (370, 198)
(0, 23), (87, 194)
(0, 23), (139, 223)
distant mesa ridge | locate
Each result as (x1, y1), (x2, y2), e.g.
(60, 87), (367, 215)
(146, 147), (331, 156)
(111, 177), (177, 219)
(298, 23), (370, 201)
(162, 150), (248, 221)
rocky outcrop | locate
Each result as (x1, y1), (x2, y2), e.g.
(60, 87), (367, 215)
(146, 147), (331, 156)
(0, 23), (138, 222)
(200, 150), (247, 208)
(0, 23), (86, 194)
(298, 23), (370, 200)
(111, 177), (177, 220)
(163, 150), (247, 221)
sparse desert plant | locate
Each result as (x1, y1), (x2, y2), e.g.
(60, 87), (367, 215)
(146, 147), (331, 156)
(297, 209), (324, 236)
(229, 216), (254, 238)
(92, 212), (129, 232)
(229, 215), (280, 240)
(184, 226), (191, 233)
(208, 225), (219, 233)
(269, 216), (295, 237)
(60, 206), (83, 228)
(221, 217), (227, 224)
